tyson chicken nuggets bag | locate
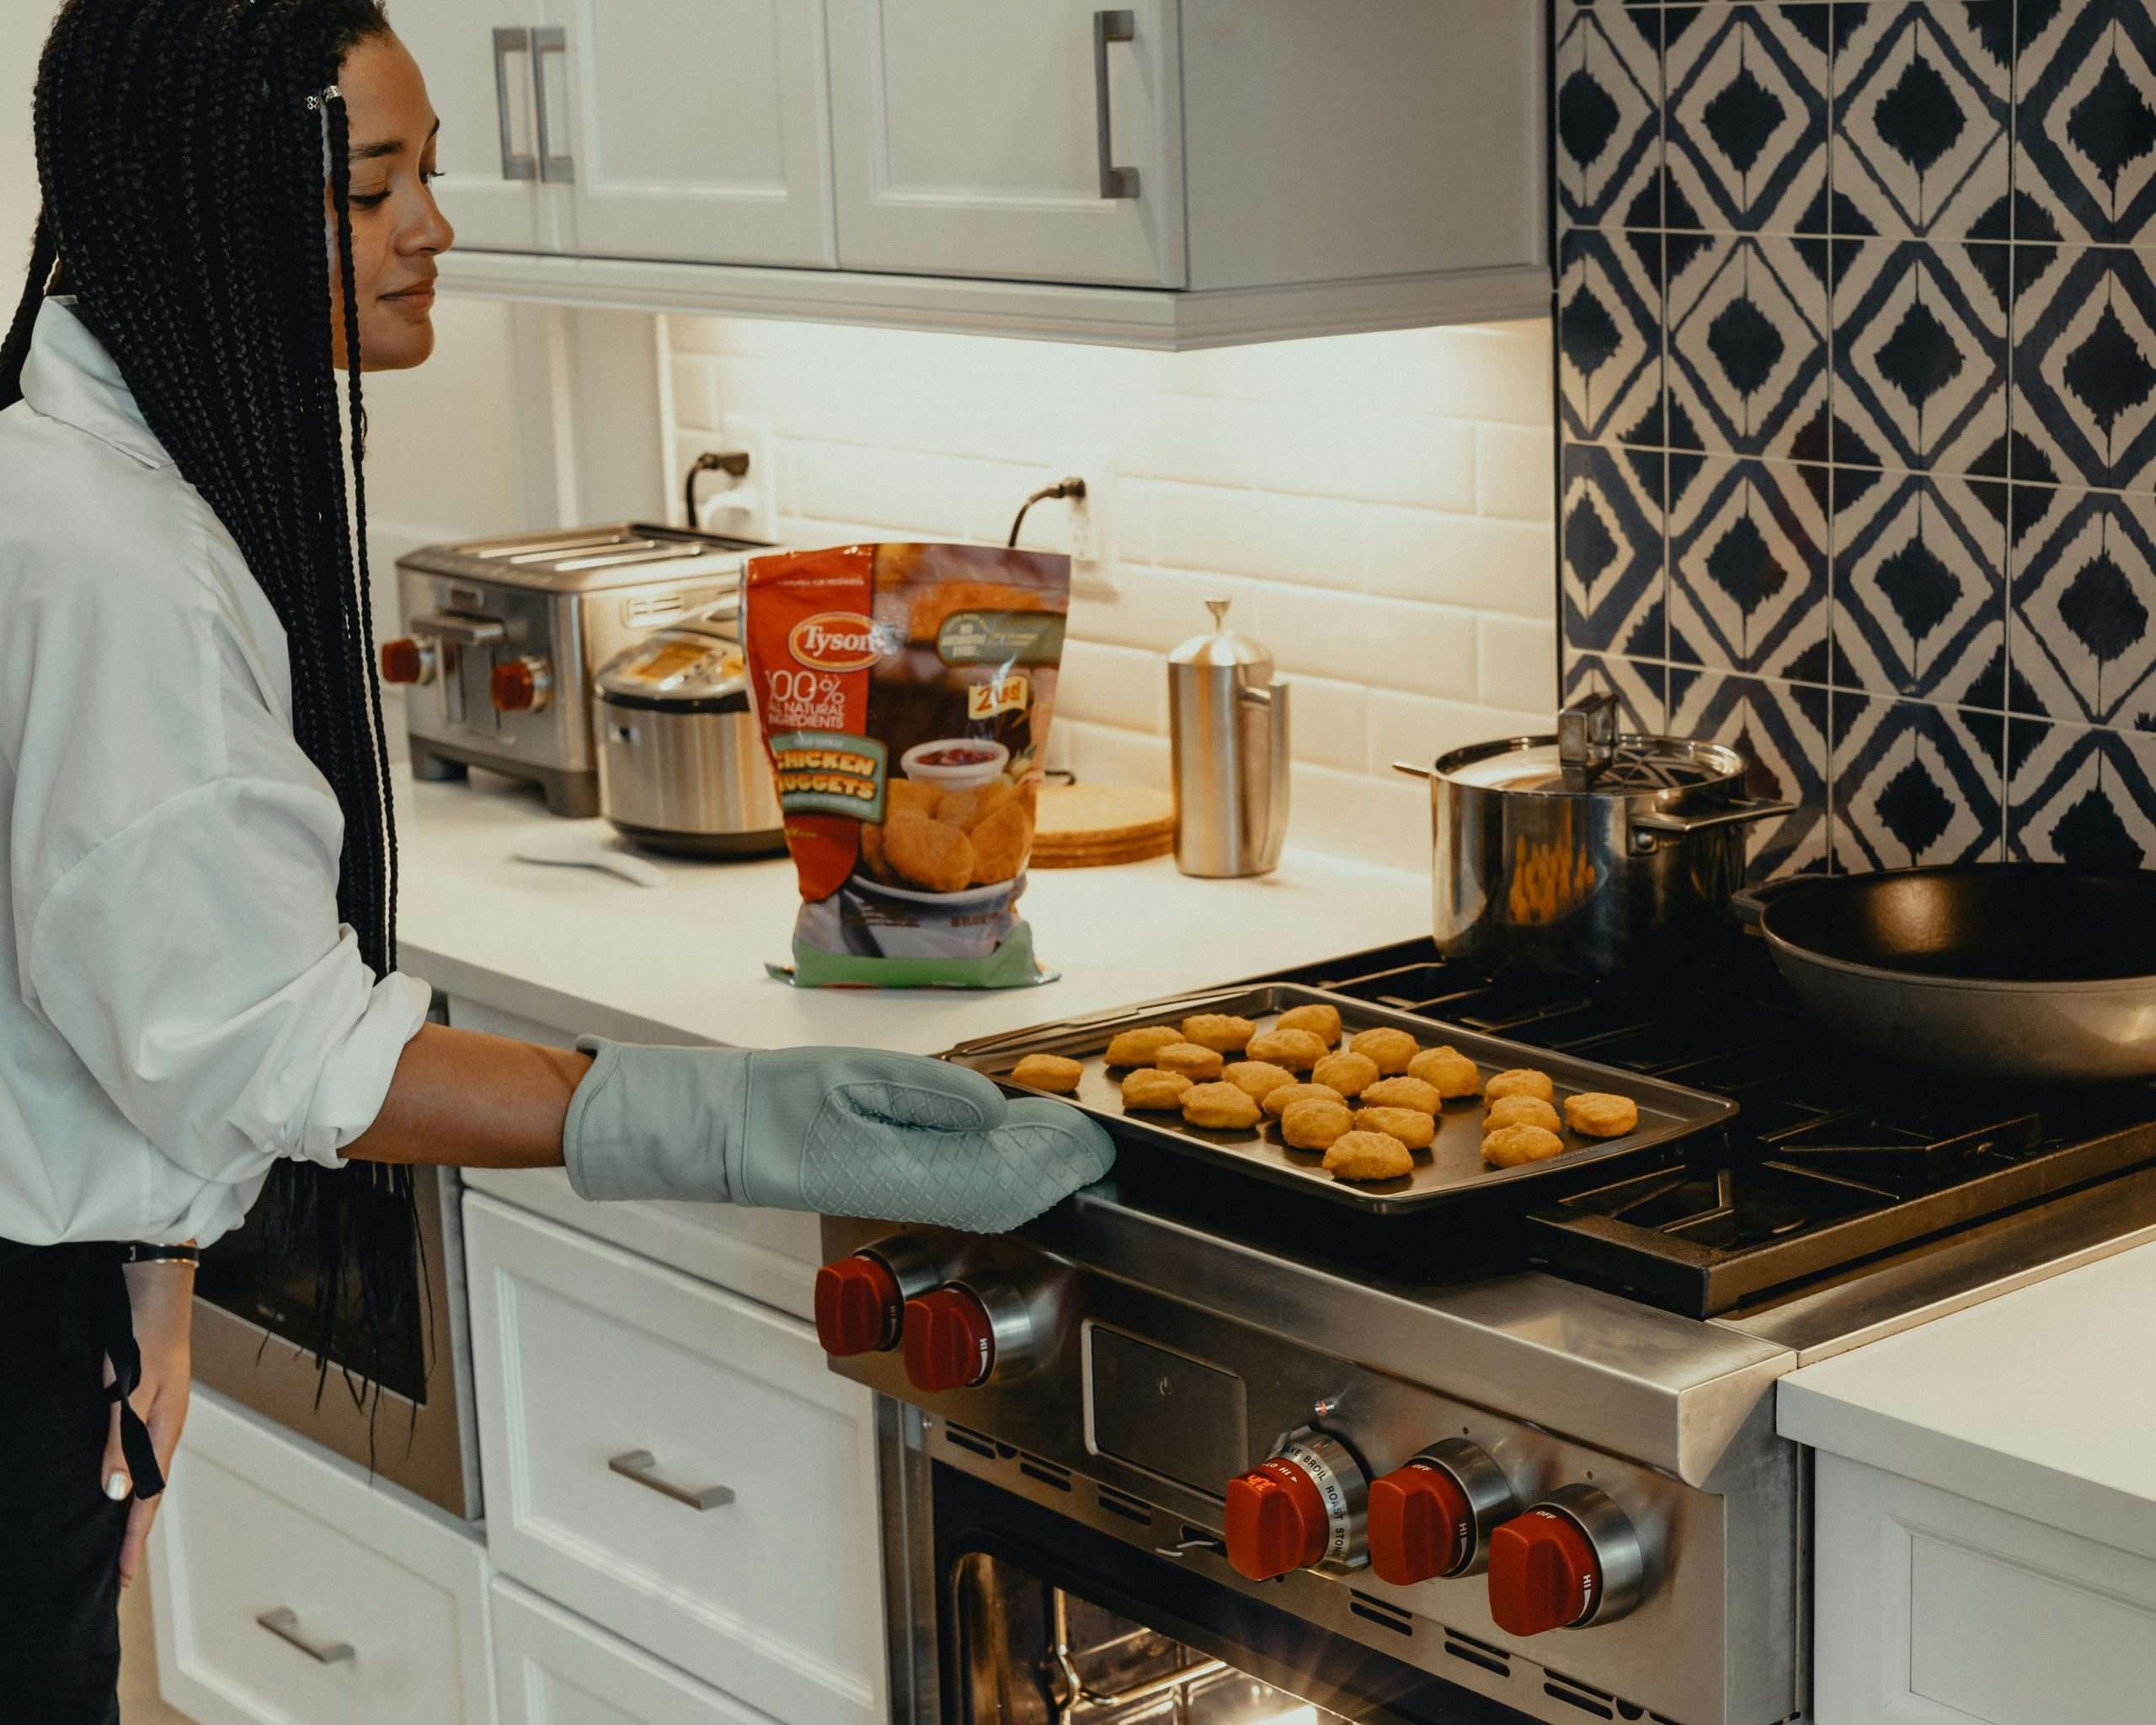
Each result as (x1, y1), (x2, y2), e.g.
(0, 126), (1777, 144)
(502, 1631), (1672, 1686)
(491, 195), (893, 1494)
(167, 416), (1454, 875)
(744, 542), (1070, 987)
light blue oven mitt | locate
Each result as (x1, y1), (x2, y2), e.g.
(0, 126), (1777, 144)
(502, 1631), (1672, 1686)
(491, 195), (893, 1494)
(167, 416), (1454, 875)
(562, 1039), (1116, 1234)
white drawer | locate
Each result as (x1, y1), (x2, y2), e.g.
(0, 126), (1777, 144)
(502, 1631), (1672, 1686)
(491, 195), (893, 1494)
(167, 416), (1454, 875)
(147, 1391), (494, 1725)
(493, 1579), (779, 1724)
(465, 1195), (885, 1725)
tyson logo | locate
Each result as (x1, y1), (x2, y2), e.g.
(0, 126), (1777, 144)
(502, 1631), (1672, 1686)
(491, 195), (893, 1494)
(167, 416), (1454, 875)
(788, 612), (891, 671)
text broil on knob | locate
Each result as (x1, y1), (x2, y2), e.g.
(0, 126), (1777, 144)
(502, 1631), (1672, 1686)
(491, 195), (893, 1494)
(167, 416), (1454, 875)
(1222, 1430), (1369, 1583)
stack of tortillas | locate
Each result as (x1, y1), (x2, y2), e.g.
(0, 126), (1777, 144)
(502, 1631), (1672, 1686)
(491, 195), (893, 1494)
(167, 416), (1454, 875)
(1030, 783), (1177, 868)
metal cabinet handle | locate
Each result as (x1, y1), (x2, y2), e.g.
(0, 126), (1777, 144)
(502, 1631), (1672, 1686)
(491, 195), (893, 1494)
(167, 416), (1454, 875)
(1092, 11), (1140, 199)
(491, 28), (536, 182)
(531, 27), (576, 184)
(256, 1607), (354, 1666)
(609, 1448), (734, 1511)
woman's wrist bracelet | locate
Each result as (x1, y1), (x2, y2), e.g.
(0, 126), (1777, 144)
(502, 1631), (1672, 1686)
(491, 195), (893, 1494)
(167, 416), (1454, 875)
(121, 1242), (201, 1267)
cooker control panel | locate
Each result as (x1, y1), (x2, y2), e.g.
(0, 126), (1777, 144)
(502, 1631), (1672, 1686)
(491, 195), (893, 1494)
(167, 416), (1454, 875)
(814, 1235), (943, 1359)
(903, 1278), (1035, 1393)
(1365, 1438), (1518, 1586)
(1486, 1484), (1644, 1635)
(1223, 1429), (1369, 1581)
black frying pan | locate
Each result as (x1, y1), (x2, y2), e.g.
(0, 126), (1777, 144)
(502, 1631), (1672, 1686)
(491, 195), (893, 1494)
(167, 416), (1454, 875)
(1741, 865), (2156, 1085)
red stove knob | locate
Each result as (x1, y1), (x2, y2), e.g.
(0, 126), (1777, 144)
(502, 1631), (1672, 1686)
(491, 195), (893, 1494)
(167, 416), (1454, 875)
(814, 1255), (904, 1357)
(1225, 1458), (1329, 1581)
(903, 1286), (996, 1391)
(1369, 1461), (1474, 1585)
(379, 637), (433, 685)
(1486, 1486), (1643, 1635)
(491, 654), (553, 712)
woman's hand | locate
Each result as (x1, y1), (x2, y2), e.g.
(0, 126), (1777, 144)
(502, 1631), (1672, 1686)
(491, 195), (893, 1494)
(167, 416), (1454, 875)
(102, 1259), (195, 1588)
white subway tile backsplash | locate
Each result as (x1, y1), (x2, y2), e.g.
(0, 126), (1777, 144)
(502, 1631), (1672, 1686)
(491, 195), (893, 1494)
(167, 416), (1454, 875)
(1274, 675), (1369, 773)
(1244, 408), (1476, 514)
(1255, 586), (1477, 700)
(1057, 639), (1170, 732)
(1477, 613), (1560, 714)
(670, 354), (721, 433)
(1367, 689), (1550, 778)
(1069, 568), (1262, 655)
(1363, 508), (1556, 620)
(1475, 425), (1557, 522)
(1151, 483), (1364, 590)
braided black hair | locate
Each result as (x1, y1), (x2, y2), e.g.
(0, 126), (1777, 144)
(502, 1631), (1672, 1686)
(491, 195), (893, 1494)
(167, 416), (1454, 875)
(0, 0), (415, 1402)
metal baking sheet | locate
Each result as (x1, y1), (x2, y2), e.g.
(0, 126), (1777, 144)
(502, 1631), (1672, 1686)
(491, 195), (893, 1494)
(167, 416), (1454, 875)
(942, 983), (1740, 1215)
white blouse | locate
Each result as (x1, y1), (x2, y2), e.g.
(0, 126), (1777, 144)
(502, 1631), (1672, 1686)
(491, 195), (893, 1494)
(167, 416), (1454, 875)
(0, 299), (429, 1247)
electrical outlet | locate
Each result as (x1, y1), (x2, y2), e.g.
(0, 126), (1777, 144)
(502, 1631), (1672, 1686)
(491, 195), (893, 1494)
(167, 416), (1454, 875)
(689, 413), (776, 544)
(1042, 462), (1116, 595)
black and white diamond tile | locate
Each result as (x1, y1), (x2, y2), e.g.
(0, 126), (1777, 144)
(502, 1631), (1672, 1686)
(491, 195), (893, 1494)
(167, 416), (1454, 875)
(1667, 232), (1831, 460)
(1667, 668), (1831, 876)
(1563, 653), (1669, 734)
(1832, 467), (2008, 704)
(2006, 483), (2156, 729)
(2015, 0), (2156, 246)
(1833, 238), (2010, 473)
(1833, 2), (2012, 239)
(2007, 717), (2156, 867)
(1663, 4), (1830, 234)
(1668, 456), (1831, 678)
(1561, 228), (1666, 446)
(1556, 3), (1663, 231)
(1831, 692), (2005, 867)
(2012, 245), (2156, 491)
(1563, 442), (1668, 659)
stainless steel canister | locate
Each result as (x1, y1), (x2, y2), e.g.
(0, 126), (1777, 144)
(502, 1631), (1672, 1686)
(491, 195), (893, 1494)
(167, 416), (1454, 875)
(1396, 692), (1791, 975)
(1167, 600), (1290, 878)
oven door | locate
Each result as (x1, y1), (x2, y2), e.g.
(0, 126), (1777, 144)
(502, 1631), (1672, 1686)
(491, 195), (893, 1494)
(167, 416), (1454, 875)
(920, 1451), (1536, 1725)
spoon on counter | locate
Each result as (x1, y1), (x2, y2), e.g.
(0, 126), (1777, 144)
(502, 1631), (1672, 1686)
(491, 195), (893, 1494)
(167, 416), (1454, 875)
(510, 828), (666, 888)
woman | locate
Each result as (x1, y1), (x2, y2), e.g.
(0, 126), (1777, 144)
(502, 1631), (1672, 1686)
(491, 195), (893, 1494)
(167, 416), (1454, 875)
(0, 4), (1113, 1717)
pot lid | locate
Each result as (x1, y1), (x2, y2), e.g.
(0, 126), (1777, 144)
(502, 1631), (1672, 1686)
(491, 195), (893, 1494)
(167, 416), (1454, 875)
(1168, 598), (1273, 671)
(595, 622), (746, 704)
(1439, 734), (1748, 795)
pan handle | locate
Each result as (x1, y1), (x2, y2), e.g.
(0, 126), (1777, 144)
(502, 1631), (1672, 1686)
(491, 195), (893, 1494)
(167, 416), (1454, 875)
(1391, 761), (1434, 781)
(1632, 796), (1794, 836)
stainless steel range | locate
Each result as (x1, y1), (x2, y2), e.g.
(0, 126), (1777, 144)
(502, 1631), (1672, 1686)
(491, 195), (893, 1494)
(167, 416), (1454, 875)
(820, 940), (2156, 1724)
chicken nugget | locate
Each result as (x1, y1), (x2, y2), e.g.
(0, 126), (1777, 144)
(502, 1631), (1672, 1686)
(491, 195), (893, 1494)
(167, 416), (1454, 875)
(884, 809), (975, 894)
(1011, 1053), (1082, 1095)
(1351, 1027), (1420, 1075)
(1564, 1092), (1640, 1138)
(1275, 1003), (1343, 1046)
(1262, 1081), (1347, 1119)
(1182, 1014), (1257, 1054)
(968, 799), (1033, 885)
(1484, 1068), (1555, 1103)
(1323, 1130), (1414, 1182)
(936, 781), (1017, 834)
(1223, 1061), (1298, 1105)
(1182, 1081), (1262, 1130)
(1121, 1068), (1193, 1112)
(1484, 1094), (1561, 1133)
(1280, 1097), (1355, 1151)
(885, 778), (945, 820)
(1407, 1046), (1481, 1098)
(1362, 1076), (1444, 1115)
(1354, 1106), (1436, 1151)
(1482, 1124), (1566, 1168)
(1156, 1042), (1225, 1081)
(857, 822), (900, 884)
(1105, 1026), (1182, 1067)
(1246, 1028), (1329, 1072)
(1311, 1051), (1380, 1098)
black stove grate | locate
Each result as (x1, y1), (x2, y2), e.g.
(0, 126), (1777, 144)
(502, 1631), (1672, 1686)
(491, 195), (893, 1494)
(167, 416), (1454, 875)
(1273, 937), (2156, 1317)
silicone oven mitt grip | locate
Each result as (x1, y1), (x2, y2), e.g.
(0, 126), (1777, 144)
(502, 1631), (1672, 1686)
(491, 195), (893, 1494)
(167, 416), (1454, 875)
(562, 1039), (1116, 1235)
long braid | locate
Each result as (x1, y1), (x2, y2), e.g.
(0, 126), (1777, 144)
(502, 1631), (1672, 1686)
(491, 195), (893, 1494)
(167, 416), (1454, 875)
(11, 0), (415, 1401)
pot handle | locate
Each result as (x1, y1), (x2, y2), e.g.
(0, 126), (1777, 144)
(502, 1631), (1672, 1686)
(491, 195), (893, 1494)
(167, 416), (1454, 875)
(1728, 874), (1808, 929)
(1632, 796), (1793, 836)
(1391, 761), (1434, 781)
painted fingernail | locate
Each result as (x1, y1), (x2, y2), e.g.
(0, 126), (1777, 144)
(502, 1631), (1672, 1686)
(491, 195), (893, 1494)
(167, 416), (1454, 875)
(104, 1471), (131, 1501)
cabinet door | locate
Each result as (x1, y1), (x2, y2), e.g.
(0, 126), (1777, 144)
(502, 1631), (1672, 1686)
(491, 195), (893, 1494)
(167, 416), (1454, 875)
(826, 0), (1186, 287)
(494, 1581), (776, 1725)
(398, 0), (554, 252)
(545, 0), (835, 268)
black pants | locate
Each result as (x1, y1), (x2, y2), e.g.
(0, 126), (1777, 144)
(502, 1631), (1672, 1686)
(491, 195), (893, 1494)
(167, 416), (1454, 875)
(0, 1246), (130, 1725)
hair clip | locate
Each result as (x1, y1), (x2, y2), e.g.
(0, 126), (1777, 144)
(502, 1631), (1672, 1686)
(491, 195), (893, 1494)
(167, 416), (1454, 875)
(303, 83), (344, 111)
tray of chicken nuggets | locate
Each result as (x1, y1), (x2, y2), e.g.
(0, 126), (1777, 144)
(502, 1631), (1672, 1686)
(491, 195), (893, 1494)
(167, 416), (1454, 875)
(942, 984), (1739, 1214)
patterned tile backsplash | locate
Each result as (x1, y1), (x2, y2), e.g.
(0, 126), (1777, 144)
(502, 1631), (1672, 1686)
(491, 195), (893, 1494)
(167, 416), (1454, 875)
(1555, 0), (2156, 874)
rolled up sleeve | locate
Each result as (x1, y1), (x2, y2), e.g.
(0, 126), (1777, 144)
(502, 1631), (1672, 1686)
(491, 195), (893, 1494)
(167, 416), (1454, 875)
(23, 776), (429, 1183)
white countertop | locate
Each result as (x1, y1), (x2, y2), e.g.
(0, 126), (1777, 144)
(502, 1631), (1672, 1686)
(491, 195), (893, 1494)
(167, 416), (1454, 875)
(392, 767), (1430, 1053)
(1778, 1240), (2156, 1562)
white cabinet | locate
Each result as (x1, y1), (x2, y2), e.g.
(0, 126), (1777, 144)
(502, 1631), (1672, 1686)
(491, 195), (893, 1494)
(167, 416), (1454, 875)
(493, 1581), (780, 1725)
(464, 1194), (885, 1725)
(147, 1391), (494, 1725)
(405, 0), (835, 268)
(825, 0), (1186, 288)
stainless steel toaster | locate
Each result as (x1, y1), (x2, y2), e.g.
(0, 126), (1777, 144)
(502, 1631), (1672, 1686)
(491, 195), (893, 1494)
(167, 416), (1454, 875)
(383, 524), (773, 816)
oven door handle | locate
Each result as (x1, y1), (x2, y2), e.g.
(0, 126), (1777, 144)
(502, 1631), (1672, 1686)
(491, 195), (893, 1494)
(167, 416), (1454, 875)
(1152, 1533), (1224, 1559)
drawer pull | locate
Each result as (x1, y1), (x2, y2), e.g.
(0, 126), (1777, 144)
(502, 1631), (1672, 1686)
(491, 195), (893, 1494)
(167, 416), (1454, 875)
(608, 1448), (735, 1511)
(255, 1607), (354, 1666)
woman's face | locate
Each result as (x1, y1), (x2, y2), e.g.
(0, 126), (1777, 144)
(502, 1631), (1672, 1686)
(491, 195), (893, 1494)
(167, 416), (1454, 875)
(328, 33), (454, 372)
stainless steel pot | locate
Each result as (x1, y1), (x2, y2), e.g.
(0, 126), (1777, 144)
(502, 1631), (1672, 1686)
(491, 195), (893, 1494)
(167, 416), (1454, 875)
(1395, 693), (1791, 976)
(593, 617), (786, 857)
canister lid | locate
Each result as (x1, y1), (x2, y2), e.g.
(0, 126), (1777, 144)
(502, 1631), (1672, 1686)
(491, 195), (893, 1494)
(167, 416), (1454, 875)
(1438, 734), (1747, 795)
(1169, 599), (1273, 672)
(595, 622), (748, 712)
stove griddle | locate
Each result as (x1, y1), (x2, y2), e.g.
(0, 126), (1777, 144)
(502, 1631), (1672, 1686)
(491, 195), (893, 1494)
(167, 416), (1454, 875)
(942, 984), (1737, 1215)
